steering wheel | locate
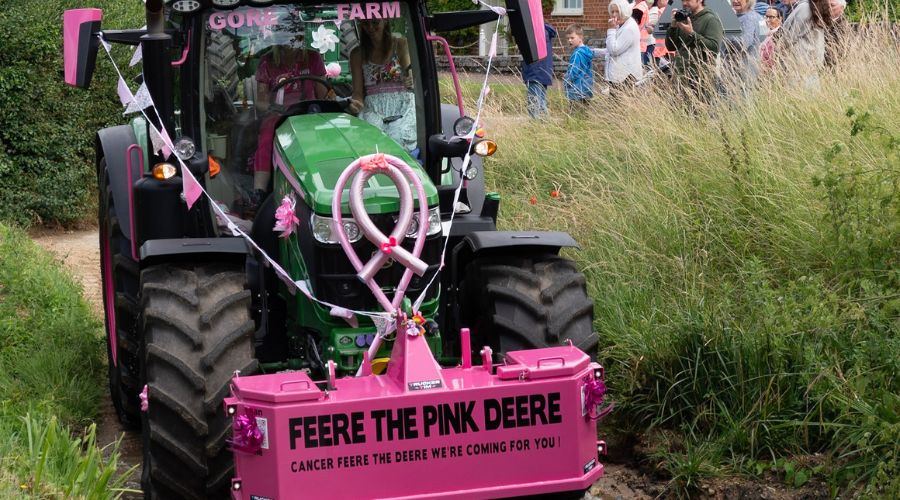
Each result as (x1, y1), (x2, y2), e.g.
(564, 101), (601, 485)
(268, 74), (348, 115)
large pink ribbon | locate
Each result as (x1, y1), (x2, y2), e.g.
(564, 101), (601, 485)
(331, 153), (429, 313)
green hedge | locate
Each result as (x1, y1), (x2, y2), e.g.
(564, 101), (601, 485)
(0, 1), (143, 227)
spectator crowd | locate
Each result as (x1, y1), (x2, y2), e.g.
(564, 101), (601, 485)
(522, 0), (850, 115)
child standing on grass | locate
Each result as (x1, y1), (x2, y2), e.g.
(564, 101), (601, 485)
(563, 25), (594, 110)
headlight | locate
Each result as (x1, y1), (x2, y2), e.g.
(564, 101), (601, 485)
(152, 163), (177, 180)
(473, 139), (497, 157)
(394, 207), (442, 238)
(463, 165), (479, 180)
(174, 137), (196, 161)
(311, 214), (363, 244)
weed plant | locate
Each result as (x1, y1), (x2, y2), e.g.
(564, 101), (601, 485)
(461, 15), (899, 496)
(0, 225), (135, 497)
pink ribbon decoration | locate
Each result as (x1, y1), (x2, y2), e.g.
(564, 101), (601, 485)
(583, 377), (614, 421)
(230, 409), (264, 455)
(273, 195), (300, 238)
(360, 153), (389, 173)
(380, 236), (397, 254)
(139, 384), (149, 412)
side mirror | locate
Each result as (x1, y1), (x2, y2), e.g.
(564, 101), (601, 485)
(504, 0), (547, 64)
(63, 8), (103, 88)
(428, 0), (547, 64)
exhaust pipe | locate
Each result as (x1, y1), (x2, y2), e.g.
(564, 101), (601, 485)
(146, 0), (165, 36)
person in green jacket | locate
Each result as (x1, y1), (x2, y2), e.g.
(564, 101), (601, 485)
(665, 0), (724, 99)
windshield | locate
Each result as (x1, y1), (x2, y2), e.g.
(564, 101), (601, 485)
(200, 2), (423, 225)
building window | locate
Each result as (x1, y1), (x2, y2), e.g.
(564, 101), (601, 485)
(552, 0), (583, 16)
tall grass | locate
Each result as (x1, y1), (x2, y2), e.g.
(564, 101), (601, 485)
(467, 18), (899, 496)
(0, 225), (135, 497)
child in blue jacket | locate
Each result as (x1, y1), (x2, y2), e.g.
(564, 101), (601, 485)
(563, 24), (594, 108)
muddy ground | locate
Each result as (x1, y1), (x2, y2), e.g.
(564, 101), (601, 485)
(32, 228), (827, 500)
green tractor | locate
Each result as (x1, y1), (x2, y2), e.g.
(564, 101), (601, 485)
(66, 0), (596, 497)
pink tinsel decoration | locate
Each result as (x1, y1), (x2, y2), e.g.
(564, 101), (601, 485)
(273, 195), (300, 239)
(230, 410), (264, 454)
(139, 384), (149, 412)
(584, 377), (614, 421)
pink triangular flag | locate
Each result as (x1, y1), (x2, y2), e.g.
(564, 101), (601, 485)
(488, 32), (498, 58)
(181, 165), (202, 210)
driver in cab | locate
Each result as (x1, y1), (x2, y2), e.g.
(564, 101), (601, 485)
(253, 31), (327, 194)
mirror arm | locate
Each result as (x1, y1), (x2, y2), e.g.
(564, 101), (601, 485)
(426, 10), (506, 33)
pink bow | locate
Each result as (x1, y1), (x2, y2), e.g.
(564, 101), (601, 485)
(361, 153), (388, 172)
(380, 236), (397, 254)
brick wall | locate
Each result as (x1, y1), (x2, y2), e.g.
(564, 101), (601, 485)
(545, 0), (612, 50)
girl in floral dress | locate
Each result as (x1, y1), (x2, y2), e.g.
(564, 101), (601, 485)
(349, 19), (417, 154)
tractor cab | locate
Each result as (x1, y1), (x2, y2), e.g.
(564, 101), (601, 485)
(199, 3), (429, 226)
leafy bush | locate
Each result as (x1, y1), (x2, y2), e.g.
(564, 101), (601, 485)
(479, 19), (899, 496)
(0, 0), (144, 227)
(0, 224), (133, 496)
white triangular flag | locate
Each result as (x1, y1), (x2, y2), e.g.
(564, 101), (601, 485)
(130, 44), (142, 67)
(117, 77), (134, 107)
(149, 125), (172, 159)
(124, 82), (152, 115)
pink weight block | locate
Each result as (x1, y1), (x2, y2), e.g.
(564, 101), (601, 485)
(225, 334), (605, 500)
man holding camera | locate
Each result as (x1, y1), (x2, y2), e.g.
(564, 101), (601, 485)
(665, 0), (724, 99)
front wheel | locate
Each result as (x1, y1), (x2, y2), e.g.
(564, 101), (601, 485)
(462, 253), (597, 358)
(139, 263), (257, 499)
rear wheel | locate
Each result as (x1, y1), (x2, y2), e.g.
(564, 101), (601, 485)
(462, 253), (597, 358)
(99, 161), (142, 429)
(139, 263), (257, 499)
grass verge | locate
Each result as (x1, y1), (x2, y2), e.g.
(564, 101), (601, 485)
(0, 224), (134, 498)
(472, 18), (899, 497)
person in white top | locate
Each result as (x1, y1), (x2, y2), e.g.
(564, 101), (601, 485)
(604, 0), (644, 88)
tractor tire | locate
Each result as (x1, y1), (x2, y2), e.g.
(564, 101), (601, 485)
(139, 263), (257, 499)
(205, 31), (239, 103)
(99, 160), (142, 429)
(462, 253), (597, 359)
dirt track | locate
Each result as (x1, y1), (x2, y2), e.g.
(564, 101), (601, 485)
(31, 228), (658, 500)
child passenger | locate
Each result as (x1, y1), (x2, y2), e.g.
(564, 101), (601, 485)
(563, 25), (594, 110)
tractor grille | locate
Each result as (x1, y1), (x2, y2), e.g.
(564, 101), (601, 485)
(311, 214), (441, 312)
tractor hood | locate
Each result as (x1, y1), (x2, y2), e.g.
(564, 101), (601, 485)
(274, 113), (437, 215)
